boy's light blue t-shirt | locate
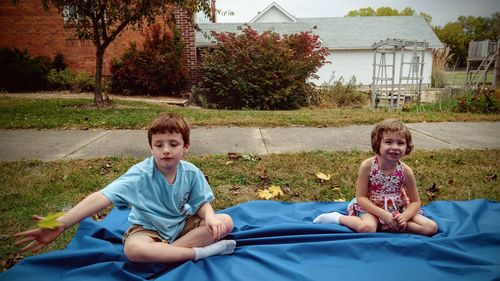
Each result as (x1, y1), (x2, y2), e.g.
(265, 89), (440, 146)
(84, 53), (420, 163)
(101, 157), (214, 242)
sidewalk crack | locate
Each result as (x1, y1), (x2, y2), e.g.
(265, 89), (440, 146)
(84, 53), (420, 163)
(58, 131), (110, 160)
(409, 128), (463, 148)
(258, 128), (270, 155)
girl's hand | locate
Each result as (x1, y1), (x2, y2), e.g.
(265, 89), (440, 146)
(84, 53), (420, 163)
(393, 212), (408, 231)
(204, 215), (227, 241)
(380, 212), (400, 231)
(14, 215), (65, 253)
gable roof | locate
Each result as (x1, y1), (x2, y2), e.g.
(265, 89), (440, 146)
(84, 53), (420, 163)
(196, 22), (314, 47)
(249, 1), (297, 23)
(196, 16), (443, 49)
(297, 16), (443, 49)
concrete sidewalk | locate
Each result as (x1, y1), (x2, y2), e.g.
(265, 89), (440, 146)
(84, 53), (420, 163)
(0, 121), (499, 161)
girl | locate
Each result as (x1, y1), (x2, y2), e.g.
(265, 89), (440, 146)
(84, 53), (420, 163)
(314, 119), (437, 236)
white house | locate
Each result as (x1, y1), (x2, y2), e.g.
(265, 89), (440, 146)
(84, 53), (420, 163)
(196, 2), (444, 87)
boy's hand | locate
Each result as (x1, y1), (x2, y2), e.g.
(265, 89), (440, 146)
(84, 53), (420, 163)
(14, 215), (65, 253)
(204, 215), (227, 241)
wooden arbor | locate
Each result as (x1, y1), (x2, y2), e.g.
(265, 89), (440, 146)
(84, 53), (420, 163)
(371, 39), (428, 109)
(464, 39), (499, 89)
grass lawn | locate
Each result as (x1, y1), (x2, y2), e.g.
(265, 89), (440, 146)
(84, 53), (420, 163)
(1, 150), (499, 271)
(443, 71), (494, 86)
(1, 96), (500, 129)
(0, 94), (499, 271)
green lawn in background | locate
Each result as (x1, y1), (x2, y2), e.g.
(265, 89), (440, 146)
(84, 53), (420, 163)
(1, 96), (499, 129)
(443, 71), (494, 86)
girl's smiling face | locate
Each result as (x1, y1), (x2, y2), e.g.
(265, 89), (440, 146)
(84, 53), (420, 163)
(379, 130), (407, 162)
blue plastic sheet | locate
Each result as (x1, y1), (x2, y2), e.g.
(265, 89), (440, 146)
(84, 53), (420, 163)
(2, 199), (500, 281)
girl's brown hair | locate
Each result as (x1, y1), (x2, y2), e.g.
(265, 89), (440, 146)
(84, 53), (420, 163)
(148, 113), (190, 147)
(370, 118), (413, 155)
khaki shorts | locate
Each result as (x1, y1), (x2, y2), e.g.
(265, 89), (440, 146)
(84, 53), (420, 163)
(123, 215), (203, 243)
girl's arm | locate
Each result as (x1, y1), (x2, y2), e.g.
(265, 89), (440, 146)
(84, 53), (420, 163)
(15, 191), (112, 253)
(355, 158), (398, 230)
(399, 164), (422, 222)
(197, 202), (226, 241)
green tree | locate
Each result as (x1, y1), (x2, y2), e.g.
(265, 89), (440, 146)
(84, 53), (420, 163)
(434, 12), (499, 67)
(433, 22), (468, 67)
(492, 12), (500, 41)
(12, 0), (211, 106)
(346, 7), (375, 17)
(346, 6), (432, 24)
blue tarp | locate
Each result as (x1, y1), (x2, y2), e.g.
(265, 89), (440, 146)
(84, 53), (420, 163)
(2, 199), (500, 281)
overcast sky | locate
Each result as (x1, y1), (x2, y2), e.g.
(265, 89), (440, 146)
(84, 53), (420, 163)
(214, 0), (499, 27)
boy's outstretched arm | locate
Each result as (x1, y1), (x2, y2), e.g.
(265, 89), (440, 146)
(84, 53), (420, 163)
(15, 191), (112, 253)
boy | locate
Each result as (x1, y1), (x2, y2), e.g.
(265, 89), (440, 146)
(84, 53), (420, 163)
(15, 112), (236, 263)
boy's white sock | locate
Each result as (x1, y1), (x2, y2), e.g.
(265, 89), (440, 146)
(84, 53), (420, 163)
(194, 240), (236, 261)
(313, 212), (343, 224)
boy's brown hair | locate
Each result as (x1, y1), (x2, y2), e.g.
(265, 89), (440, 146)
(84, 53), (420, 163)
(371, 118), (414, 155)
(148, 113), (190, 147)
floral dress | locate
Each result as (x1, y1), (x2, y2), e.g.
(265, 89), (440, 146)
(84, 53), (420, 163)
(347, 156), (411, 231)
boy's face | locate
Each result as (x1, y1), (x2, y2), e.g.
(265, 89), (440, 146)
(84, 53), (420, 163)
(150, 132), (189, 172)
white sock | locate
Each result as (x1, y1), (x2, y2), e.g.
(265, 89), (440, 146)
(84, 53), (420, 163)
(193, 240), (236, 261)
(313, 212), (343, 224)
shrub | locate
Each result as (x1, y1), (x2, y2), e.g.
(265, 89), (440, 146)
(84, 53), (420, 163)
(192, 25), (329, 110)
(47, 69), (94, 92)
(309, 74), (368, 108)
(410, 88), (499, 113)
(0, 48), (54, 92)
(47, 69), (73, 90)
(456, 88), (500, 113)
(109, 23), (189, 96)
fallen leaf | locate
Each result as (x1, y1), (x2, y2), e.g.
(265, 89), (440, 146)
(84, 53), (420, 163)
(227, 152), (241, 160)
(281, 185), (299, 196)
(426, 191), (437, 200)
(242, 154), (260, 162)
(485, 174), (497, 181)
(225, 161), (233, 165)
(1, 253), (23, 270)
(257, 189), (274, 200)
(257, 169), (268, 181)
(268, 185), (284, 197)
(332, 187), (341, 192)
(427, 183), (440, 193)
(334, 198), (346, 202)
(316, 172), (331, 181)
(37, 212), (65, 230)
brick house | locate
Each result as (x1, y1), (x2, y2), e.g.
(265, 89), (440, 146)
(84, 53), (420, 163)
(0, 0), (203, 87)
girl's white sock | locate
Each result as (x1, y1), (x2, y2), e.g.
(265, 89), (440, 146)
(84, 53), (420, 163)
(193, 240), (236, 261)
(313, 212), (343, 224)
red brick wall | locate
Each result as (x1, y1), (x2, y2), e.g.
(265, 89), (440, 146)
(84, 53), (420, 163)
(0, 1), (170, 76)
(173, 8), (197, 90)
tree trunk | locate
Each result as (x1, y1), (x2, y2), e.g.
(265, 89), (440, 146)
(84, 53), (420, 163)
(94, 48), (105, 106)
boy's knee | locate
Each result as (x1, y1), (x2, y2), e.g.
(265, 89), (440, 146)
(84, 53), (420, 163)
(219, 214), (234, 234)
(124, 242), (149, 263)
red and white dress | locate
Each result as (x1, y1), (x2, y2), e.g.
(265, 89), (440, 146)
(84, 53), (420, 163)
(347, 156), (412, 231)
